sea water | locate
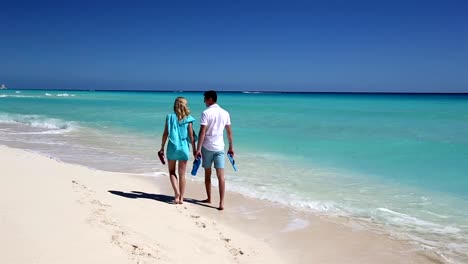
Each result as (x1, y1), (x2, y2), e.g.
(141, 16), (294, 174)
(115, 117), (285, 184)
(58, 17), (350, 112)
(1, 89), (468, 263)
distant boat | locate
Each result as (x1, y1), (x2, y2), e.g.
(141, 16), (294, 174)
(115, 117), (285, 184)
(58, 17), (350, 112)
(0, 84), (6, 89)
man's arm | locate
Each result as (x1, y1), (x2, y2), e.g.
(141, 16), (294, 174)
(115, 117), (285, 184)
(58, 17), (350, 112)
(225, 125), (234, 156)
(195, 125), (207, 158)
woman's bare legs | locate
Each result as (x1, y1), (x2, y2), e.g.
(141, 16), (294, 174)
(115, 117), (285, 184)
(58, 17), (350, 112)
(168, 160), (180, 203)
(177, 160), (188, 204)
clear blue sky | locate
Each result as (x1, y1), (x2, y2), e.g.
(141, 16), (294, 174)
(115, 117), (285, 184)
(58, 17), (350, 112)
(1, 0), (467, 92)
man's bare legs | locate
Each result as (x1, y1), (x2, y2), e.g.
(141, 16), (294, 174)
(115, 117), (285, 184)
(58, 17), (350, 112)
(168, 160), (180, 203)
(203, 167), (225, 210)
(177, 160), (187, 204)
(215, 168), (225, 210)
(203, 167), (212, 203)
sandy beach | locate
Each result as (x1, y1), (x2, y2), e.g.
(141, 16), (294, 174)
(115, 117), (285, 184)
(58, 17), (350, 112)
(0, 145), (443, 264)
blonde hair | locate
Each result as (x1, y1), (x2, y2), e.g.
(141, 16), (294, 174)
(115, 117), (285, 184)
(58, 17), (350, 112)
(173, 97), (190, 121)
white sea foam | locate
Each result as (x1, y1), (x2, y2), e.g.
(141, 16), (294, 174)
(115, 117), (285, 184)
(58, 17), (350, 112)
(423, 210), (450, 219)
(375, 208), (461, 233)
(0, 94), (42, 98)
(376, 208), (436, 226)
(42, 93), (76, 97)
(7, 130), (73, 135)
(0, 112), (77, 132)
(292, 200), (347, 215)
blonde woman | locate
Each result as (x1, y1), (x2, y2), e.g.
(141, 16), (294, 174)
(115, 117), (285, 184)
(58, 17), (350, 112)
(159, 97), (196, 204)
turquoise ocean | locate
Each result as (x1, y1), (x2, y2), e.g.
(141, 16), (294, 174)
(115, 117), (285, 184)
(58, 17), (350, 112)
(1, 89), (468, 263)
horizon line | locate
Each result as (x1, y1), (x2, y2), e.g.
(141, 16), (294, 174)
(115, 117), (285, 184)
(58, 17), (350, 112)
(4, 88), (468, 95)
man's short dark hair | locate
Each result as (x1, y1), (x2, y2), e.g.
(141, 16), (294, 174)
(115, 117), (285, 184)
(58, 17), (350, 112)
(204, 90), (217, 102)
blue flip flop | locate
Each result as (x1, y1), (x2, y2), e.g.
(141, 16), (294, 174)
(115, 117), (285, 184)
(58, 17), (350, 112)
(191, 157), (201, 176)
(227, 153), (237, 171)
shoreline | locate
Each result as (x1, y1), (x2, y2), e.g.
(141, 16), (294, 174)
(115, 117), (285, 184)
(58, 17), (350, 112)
(149, 170), (443, 264)
(0, 145), (443, 263)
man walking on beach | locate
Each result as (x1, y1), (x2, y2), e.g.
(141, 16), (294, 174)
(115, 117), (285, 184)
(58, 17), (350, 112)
(196, 90), (234, 210)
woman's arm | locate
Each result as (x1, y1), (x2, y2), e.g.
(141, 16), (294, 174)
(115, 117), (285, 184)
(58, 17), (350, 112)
(160, 121), (168, 152)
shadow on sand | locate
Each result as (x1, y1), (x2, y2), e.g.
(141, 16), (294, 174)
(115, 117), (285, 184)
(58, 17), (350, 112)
(108, 190), (218, 209)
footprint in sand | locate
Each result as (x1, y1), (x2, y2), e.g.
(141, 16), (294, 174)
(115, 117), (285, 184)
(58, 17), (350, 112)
(195, 221), (207, 228)
(72, 180), (161, 263)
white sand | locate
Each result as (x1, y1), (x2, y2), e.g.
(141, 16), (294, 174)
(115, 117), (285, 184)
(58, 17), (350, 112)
(0, 146), (279, 264)
(0, 145), (442, 263)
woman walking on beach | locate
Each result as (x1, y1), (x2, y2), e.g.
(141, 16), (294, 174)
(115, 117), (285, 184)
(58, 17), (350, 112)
(159, 97), (196, 204)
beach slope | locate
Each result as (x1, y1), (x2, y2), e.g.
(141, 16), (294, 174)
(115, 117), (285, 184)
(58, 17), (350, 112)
(0, 145), (278, 264)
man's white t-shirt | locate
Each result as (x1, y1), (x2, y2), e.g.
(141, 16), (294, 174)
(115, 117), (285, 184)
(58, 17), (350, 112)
(200, 104), (231, 151)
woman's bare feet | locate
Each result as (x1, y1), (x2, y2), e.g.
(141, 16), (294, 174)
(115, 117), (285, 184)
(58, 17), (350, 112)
(174, 194), (180, 204)
(200, 198), (211, 203)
